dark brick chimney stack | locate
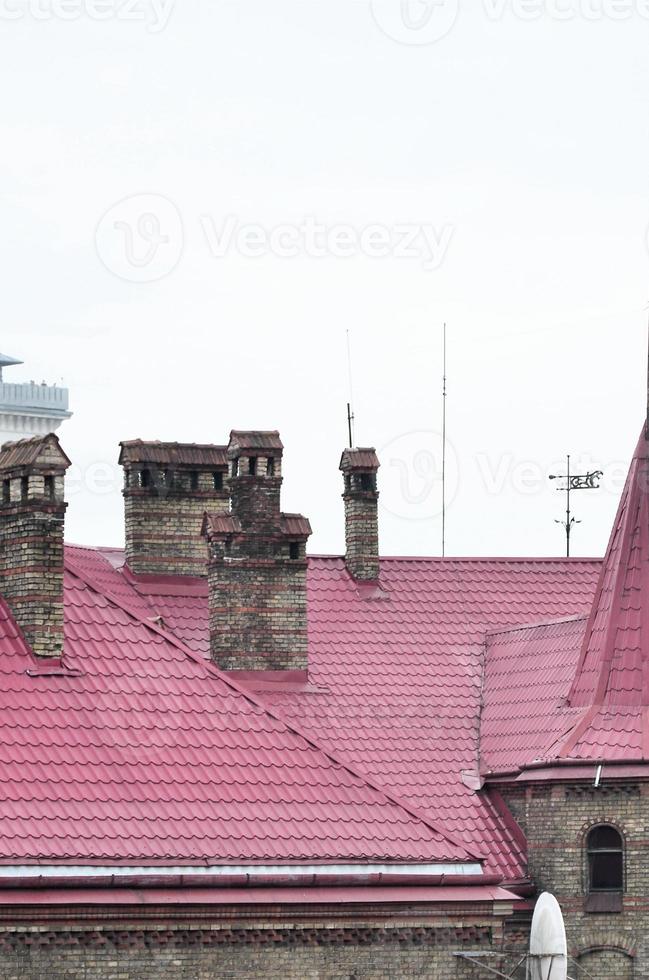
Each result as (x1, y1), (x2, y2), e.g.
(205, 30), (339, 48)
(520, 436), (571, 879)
(227, 430), (283, 536)
(340, 448), (380, 581)
(119, 441), (229, 578)
(203, 431), (311, 673)
(0, 434), (70, 658)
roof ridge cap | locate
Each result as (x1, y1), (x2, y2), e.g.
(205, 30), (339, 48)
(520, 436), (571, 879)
(63, 552), (480, 864)
(485, 613), (589, 640)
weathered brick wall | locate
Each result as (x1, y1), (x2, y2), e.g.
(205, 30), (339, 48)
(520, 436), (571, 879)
(207, 442), (310, 672)
(342, 492), (380, 581)
(0, 915), (504, 980)
(208, 554), (308, 670)
(0, 439), (69, 658)
(499, 779), (649, 978)
(123, 468), (229, 577)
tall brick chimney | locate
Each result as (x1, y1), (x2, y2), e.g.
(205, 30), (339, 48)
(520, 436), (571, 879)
(203, 431), (311, 673)
(0, 434), (70, 658)
(340, 448), (380, 581)
(119, 441), (229, 577)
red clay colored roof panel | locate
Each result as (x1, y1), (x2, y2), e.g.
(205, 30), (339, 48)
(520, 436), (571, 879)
(481, 617), (587, 774)
(0, 559), (472, 866)
(118, 555), (601, 877)
(482, 424), (649, 770)
(3, 548), (600, 877)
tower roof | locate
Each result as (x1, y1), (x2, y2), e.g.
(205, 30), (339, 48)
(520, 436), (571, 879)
(567, 424), (649, 711)
(0, 353), (22, 369)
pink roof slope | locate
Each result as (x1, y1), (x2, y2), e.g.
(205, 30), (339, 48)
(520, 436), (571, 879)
(0, 559), (475, 866)
(102, 552), (600, 878)
(482, 424), (649, 770)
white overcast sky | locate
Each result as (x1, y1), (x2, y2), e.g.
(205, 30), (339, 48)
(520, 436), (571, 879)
(2, 0), (649, 558)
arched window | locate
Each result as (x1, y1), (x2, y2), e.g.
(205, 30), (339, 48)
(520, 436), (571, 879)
(587, 825), (624, 892)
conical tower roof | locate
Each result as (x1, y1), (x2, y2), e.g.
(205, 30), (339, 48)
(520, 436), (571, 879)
(551, 424), (649, 761)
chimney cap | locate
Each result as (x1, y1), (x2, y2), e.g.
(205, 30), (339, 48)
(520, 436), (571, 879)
(280, 512), (312, 538)
(228, 431), (283, 455)
(119, 440), (228, 468)
(340, 447), (380, 472)
(202, 512), (242, 539)
(0, 433), (71, 472)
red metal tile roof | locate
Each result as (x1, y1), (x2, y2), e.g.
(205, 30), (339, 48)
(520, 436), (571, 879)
(481, 617), (587, 774)
(481, 424), (649, 770)
(118, 441), (228, 467)
(0, 552), (474, 866)
(99, 551), (600, 878)
(0, 533), (603, 877)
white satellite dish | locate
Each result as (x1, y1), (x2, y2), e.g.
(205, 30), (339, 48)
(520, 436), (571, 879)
(529, 892), (568, 980)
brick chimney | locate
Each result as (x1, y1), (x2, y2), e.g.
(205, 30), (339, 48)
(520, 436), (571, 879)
(119, 441), (229, 577)
(203, 431), (311, 673)
(340, 448), (380, 581)
(0, 434), (70, 658)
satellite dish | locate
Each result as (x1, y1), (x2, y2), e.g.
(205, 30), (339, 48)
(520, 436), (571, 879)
(529, 892), (568, 980)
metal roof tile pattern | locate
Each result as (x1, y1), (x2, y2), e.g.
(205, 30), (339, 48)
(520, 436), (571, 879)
(0, 551), (473, 865)
(133, 555), (600, 877)
(481, 618), (587, 774)
(481, 423), (649, 769)
(568, 426), (649, 711)
(118, 441), (228, 467)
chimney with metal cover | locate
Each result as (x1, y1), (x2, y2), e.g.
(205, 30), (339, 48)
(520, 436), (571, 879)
(340, 448), (380, 581)
(119, 441), (230, 577)
(0, 434), (70, 658)
(203, 431), (311, 673)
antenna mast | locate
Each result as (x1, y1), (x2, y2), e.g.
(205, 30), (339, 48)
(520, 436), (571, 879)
(441, 323), (447, 558)
(346, 329), (355, 448)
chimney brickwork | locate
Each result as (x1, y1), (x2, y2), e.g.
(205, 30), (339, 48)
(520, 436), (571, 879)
(203, 431), (311, 672)
(0, 434), (70, 658)
(119, 441), (229, 577)
(340, 448), (380, 581)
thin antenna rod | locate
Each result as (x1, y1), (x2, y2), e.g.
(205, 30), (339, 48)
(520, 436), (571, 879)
(346, 329), (356, 448)
(442, 323), (447, 558)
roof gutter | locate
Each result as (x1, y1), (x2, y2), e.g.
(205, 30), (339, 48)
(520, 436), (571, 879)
(0, 863), (495, 891)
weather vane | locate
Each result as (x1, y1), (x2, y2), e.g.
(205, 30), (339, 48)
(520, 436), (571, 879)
(549, 455), (603, 557)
